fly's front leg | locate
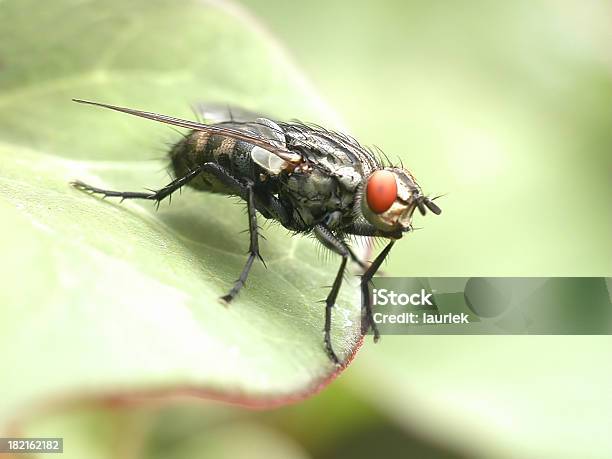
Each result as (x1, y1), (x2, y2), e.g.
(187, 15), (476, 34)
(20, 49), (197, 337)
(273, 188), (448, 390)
(360, 241), (395, 341)
(314, 224), (351, 365)
(220, 180), (264, 304)
(322, 211), (366, 270)
(347, 246), (369, 272)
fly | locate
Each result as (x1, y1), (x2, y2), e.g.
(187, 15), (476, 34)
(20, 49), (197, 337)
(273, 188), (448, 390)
(71, 99), (442, 364)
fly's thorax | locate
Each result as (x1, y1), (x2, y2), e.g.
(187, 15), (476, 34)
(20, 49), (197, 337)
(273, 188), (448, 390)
(359, 167), (422, 233)
(281, 165), (355, 228)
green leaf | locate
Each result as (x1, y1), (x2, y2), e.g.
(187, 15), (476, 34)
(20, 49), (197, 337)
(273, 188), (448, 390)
(0, 0), (362, 424)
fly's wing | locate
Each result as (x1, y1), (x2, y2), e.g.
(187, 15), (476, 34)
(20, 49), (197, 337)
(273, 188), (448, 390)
(72, 99), (302, 166)
(240, 117), (289, 175)
(195, 108), (291, 175)
(191, 102), (268, 124)
(192, 102), (289, 175)
(181, 104), (289, 174)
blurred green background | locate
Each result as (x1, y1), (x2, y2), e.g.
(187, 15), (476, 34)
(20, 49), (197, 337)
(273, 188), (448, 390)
(1, 0), (611, 458)
(243, 0), (612, 277)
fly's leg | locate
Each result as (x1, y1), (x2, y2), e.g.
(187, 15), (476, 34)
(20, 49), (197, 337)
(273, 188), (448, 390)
(347, 246), (369, 271)
(321, 211), (366, 270)
(220, 180), (264, 304)
(360, 241), (395, 341)
(149, 163), (263, 303)
(314, 224), (351, 365)
(343, 222), (400, 276)
(74, 162), (264, 303)
(72, 166), (206, 208)
(161, 165), (265, 303)
(254, 191), (291, 228)
(72, 163), (248, 207)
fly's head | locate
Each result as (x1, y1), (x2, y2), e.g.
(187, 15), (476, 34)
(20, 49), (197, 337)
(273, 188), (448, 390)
(360, 168), (441, 237)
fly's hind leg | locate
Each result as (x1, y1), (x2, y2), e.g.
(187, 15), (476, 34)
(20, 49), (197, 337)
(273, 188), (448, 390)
(72, 165), (206, 208)
(75, 163), (266, 304)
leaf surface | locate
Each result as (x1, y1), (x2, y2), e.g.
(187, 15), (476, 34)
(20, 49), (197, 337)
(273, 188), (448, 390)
(0, 0), (362, 424)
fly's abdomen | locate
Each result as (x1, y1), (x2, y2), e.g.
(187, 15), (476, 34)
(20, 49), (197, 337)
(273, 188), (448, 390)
(169, 130), (257, 193)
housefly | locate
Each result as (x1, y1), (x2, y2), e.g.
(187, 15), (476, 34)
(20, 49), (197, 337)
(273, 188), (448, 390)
(71, 99), (441, 364)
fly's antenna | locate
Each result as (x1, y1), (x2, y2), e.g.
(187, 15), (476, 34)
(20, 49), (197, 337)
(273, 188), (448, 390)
(416, 196), (427, 216)
(425, 199), (442, 215)
(415, 193), (443, 216)
(426, 193), (446, 215)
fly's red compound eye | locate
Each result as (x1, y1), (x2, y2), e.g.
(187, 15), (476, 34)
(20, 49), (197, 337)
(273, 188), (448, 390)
(366, 170), (397, 213)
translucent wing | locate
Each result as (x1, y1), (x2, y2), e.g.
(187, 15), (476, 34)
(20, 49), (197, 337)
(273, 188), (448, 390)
(193, 108), (290, 175)
(190, 102), (267, 124)
(72, 99), (302, 164)
(246, 118), (290, 175)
